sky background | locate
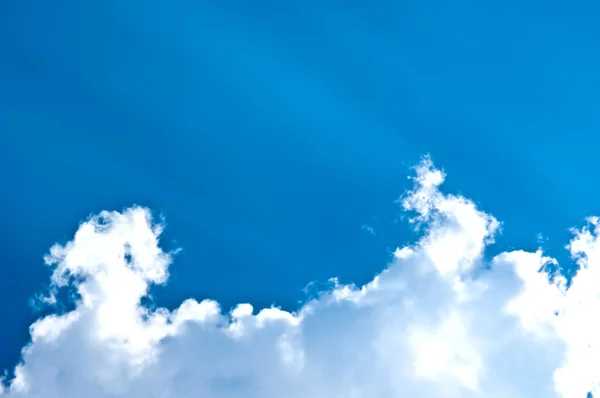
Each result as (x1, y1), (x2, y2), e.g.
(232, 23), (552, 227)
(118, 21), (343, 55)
(1, 0), (600, 380)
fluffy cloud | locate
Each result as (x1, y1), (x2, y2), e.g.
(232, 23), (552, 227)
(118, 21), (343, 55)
(1, 157), (598, 397)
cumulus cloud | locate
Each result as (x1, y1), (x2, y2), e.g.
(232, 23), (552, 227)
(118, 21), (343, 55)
(1, 157), (598, 397)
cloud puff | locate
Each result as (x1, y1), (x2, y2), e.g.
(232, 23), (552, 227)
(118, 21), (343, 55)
(1, 157), (599, 397)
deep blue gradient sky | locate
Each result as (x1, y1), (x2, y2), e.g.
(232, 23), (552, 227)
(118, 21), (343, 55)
(2, 0), (600, 377)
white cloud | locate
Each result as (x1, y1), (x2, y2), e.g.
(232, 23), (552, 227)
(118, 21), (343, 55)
(1, 157), (599, 397)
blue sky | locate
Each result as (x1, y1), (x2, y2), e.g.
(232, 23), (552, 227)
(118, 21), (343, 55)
(2, 1), (600, 396)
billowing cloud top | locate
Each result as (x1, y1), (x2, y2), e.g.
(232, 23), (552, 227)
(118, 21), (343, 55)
(1, 157), (598, 397)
